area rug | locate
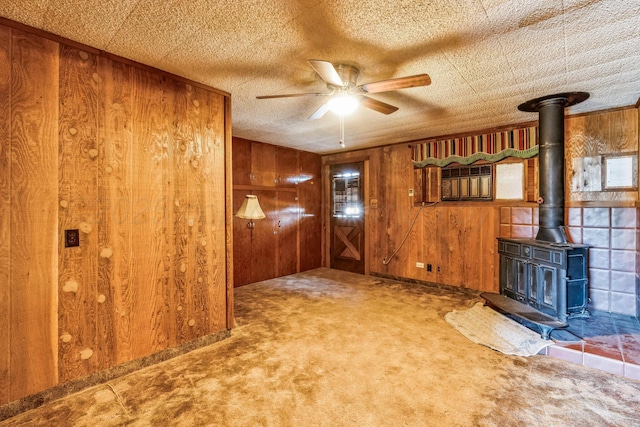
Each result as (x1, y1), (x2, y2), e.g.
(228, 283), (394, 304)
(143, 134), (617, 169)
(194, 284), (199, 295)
(445, 302), (553, 356)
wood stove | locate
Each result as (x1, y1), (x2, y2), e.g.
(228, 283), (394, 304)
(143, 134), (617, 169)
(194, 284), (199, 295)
(483, 92), (591, 338)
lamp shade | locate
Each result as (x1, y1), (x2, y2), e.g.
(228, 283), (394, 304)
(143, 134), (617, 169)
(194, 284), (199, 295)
(235, 195), (266, 220)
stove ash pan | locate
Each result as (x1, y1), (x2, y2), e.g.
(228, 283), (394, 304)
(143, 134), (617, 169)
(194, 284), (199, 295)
(498, 238), (589, 323)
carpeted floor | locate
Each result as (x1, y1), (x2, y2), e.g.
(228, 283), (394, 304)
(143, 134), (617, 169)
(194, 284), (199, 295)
(2, 268), (640, 426)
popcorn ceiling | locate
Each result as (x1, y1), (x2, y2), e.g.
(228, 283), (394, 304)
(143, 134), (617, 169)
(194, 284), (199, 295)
(0, 0), (639, 153)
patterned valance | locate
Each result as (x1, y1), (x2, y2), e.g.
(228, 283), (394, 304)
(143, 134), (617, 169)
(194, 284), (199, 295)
(412, 126), (539, 168)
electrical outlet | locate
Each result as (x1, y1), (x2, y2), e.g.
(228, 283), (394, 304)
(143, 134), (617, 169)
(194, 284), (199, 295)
(408, 189), (414, 197)
(437, 266), (441, 273)
(65, 229), (80, 248)
(416, 262), (424, 268)
(427, 264), (432, 272)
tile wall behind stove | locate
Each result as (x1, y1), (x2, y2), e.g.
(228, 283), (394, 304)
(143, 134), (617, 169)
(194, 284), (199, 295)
(499, 206), (638, 318)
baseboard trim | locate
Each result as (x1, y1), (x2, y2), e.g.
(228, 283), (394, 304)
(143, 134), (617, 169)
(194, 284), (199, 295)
(0, 329), (231, 422)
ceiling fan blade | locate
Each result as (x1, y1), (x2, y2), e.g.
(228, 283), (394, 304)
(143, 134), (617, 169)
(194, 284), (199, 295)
(308, 103), (330, 120)
(359, 96), (399, 115)
(362, 74), (431, 94)
(308, 60), (344, 87)
(256, 92), (327, 99)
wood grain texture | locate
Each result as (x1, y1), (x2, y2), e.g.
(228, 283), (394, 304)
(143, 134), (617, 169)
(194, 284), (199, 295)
(233, 189), (253, 287)
(277, 191), (299, 276)
(251, 190), (278, 283)
(566, 108), (638, 203)
(298, 150), (322, 272)
(204, 91), (227, 333)
(225, 97), (234, 328)
(10, 29), (59, 400)
(58, 45), (101, 382)
(0, 25), (11, 405)
(96, 56), (135, 365)
(231, 137), (251, 186)
(0, 23), (230, 405)
(250, 142), (276, 186)
(276, 147), (298, 187)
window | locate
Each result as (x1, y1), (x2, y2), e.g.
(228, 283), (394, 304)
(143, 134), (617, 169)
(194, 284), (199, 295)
(332, 172), (361, 218)
(441, 165), (492, 201)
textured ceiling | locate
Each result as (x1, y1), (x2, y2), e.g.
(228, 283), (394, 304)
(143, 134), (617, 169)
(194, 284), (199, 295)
(2, 0), (639, 154)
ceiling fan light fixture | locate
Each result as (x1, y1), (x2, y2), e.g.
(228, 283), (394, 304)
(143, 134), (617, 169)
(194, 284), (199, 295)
(327, 95), (359, 116)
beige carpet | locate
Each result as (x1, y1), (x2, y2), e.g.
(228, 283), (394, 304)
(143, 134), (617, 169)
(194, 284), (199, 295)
(2, 268), (640, 426)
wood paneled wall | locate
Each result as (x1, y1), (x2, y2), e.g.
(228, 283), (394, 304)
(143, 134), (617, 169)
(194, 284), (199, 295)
(323, 106), (639, 293)
(232, 138), (322, 287)
(324, 146), (502, 292)
(0, 24), (231, 404)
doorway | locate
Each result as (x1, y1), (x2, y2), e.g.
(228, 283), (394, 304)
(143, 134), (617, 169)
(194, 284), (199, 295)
(329, 162), (365, 274)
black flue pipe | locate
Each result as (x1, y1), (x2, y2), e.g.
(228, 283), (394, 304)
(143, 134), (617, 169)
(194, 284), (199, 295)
(518, 92), (589, 243)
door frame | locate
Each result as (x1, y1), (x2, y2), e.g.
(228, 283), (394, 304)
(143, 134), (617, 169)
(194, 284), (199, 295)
(322, 157), (370, 275)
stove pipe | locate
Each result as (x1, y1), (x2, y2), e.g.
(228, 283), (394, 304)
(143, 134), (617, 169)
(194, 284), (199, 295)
(518, 92), (589, 243)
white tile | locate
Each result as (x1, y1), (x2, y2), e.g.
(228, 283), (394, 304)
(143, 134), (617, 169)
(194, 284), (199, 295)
(611, 208), (637, 229)
(611, 271), (636, 293)
(548, 345), (583, 365)
(583, 228), (610, 249)
(611, 229), (636, 250)
(610, 292), (637, 317)
(583, 208), (610, 227)
(589, 269), (611, 291)
(584, 353), (625, 376)
(610, 250), (636, 272)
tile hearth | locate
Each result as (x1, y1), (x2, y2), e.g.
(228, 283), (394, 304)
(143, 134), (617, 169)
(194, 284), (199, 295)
(541, 310), (640, 381)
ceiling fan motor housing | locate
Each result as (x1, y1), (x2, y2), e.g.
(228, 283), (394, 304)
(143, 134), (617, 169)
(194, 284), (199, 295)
(333, 64), (360, 90)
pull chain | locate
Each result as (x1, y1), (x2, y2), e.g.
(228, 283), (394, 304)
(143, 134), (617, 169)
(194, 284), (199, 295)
(339, 114), (345, 148)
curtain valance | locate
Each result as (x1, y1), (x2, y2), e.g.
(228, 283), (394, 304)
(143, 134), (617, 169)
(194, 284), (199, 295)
(412, 126), (538, 167)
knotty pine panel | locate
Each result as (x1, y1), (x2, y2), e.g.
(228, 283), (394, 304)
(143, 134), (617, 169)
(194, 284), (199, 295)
(0, 23), (230, 405)
(96, 56), (135, 365)
(132, 68), (172, 354)
(58, 45), (101, 382)
(9, 30), (59, 401)
(0, 24), (11, 405)
(202, 90), (227, 334)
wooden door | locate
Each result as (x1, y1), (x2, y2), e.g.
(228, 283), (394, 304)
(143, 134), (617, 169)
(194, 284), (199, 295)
(330, 162), (365, 274)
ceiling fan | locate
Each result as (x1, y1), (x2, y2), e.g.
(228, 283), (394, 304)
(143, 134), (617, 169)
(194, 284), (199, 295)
(256, 60), (432, 120)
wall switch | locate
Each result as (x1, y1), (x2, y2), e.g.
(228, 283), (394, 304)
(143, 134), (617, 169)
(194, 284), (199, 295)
(408, 189), (414, 197)
(416, 262), (424, 268)
(65, 229), (80, 248)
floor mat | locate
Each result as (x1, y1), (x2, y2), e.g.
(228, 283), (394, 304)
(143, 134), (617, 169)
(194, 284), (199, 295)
(445, 302), (554, 356)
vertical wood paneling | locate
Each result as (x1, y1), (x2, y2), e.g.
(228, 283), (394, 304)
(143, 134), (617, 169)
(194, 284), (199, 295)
(160, 77), (177, 349)
(251, 190), (278, 283)
(299, 151), (322, 272)
(130, 68), (168, 355)
(204, 91), (227, 332)
(10, 30), (59, 399)
(251, 142), (276, 186)
(277, 191), (299, 276)
(231, 137), (251, 186)
(58, 45), (100, 381)
(276, 147), (298, 186)
(1, 22), (230, 404)
(183, 85), (210, 340)
(97, 57), (134, 364)
(233, 190), (253, 287)
(0, 25), (11, 405)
